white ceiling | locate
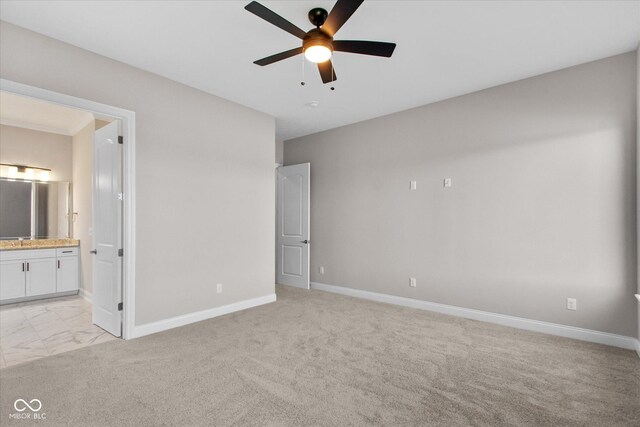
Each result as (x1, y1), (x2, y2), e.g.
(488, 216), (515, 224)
(1, 1), (638, 141)
(0, 91), (94, 136)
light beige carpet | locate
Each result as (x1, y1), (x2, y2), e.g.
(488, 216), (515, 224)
(1, 285), (638, 426)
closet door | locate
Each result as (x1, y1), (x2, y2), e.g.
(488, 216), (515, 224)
(276, 163), (310, 289)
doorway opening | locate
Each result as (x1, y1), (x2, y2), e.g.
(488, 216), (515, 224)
(0, 80), (135, 368)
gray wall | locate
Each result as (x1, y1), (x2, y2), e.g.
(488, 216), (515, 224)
(285, 52), (637, 337)
(0, 124), (72, 182)
(0, 21), (276, 326)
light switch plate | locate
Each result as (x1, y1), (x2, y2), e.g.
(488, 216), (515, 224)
(410, 180), (417, 190)
(444, 178), (452, 188)
(566, 298), (577, 311)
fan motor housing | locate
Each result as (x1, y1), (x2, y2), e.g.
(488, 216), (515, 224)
(308, 7), (328, 27)
(303, 28), (334, 53)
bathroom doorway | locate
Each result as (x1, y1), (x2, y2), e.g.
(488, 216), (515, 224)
(0, 80), (136, 368)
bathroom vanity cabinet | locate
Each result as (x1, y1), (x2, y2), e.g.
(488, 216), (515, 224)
(0, 246), (79, 304)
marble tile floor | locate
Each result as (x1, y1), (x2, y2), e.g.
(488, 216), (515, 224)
(0, 295), (117, 369)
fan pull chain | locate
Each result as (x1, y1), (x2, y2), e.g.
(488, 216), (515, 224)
(300, 54), (306, 86)
(330, 56), (335, 91)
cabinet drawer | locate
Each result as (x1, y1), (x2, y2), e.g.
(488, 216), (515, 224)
(56, 247), (79, 257)
(0, 249), (56, 261)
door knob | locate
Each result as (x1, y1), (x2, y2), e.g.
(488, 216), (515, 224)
(301, 240), (309, 244)
(90, 249), (97, 254)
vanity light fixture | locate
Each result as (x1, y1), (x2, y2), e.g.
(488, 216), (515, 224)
(6, 165), (18, 179)
(0, 163), (51, 182)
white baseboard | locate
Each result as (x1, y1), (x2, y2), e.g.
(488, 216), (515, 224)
(311, 282), (640, 351)
(130, 293), (277, 339)
(79, 288), (92, 303)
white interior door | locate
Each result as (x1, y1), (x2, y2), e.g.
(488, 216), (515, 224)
(277, 163), (310, 289)
(92, 120), (122, 337)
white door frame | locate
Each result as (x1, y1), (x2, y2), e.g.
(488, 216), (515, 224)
(0, 78), (137, 340)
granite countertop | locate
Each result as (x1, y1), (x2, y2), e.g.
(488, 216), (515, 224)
(0, 239), (80, 251)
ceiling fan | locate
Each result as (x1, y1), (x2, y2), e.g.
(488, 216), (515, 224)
(245, 0), (396, 84)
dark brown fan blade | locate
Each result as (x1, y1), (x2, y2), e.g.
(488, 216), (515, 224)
(245, 1), (307, 39)
(333, 40), (396, 57)
(318, 60), (337, 84)
(254, 47), (303, 66)
(322, 0), (364, 37)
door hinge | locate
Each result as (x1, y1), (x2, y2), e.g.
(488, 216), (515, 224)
(118, 248), (123, 257)
(118, 302), (123, 311)
(118, 136), (123, 145)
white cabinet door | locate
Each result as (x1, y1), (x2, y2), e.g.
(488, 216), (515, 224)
(0, 260), (26, 300)
(26, 258), (57, 296)
(57, 256), (78, 292)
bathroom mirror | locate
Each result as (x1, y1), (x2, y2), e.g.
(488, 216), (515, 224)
(0, 178), (72, 240)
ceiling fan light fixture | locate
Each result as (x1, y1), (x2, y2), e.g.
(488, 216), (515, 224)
(304, 45), (332, 63)
(245, 1), (396, 83)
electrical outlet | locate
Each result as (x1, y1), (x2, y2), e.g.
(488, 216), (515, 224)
(409, 277), (417, 288)
(444, 178), (452, 188)
(566, 298), (576, 311)
(216, 283), (223, 294)
(319, 266), (325, 274)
